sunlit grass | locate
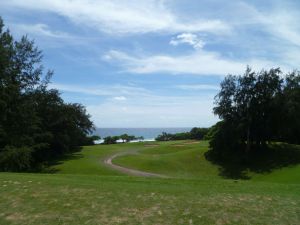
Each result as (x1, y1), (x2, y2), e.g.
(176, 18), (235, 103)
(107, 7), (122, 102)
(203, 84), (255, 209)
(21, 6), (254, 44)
(0, 173), (299, 225)
(1, 141), (300, 224)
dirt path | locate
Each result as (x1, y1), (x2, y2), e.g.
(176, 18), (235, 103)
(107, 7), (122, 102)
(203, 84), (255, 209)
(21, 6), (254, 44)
(104, 151), (167, 178)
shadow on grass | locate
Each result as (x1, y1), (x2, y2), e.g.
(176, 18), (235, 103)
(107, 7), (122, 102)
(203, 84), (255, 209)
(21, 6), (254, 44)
(205, 143), (300, 180)
(41, 147), (84, 173)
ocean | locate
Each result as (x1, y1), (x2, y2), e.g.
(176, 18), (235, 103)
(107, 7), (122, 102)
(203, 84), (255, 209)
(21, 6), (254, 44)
(94, 127), (192, 141)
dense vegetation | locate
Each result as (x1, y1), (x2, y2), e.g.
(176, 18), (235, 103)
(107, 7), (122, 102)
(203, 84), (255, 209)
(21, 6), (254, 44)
(208, 67), (300, 168)
(155, 127), (209, 141)
(0, 18), (94, 171)
(103, 134), (143, 144)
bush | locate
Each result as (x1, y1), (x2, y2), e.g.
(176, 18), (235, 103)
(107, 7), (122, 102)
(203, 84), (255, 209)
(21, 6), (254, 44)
(0, 146), (33, 171)
(103, 136), (119, 144)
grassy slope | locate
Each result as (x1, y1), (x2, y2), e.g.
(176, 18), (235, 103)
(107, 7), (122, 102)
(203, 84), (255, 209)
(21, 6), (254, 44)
(1, 141), (300, 224)
(0, 173), (300, 225)
(114, 140), (300, 184)
(252, 164), (300, 183)
(114, 140), (220, 179)
(47, 142), (145, 175)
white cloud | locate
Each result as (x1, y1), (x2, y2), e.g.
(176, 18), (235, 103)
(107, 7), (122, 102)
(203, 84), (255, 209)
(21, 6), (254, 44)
(49, 83), (149, 97)
(229, 2), (300, 48)
(266, 12), (300, 48)
(13, 23), (70, 38)
(87, 95), (218, 128)
(113, 96), (127, 101)
(48, 82), (218, 127)
(1, 0), (231, 35)
(170, 33), (205, 49)
(176, 84), (219, 91)
(103, 50), (279, 76)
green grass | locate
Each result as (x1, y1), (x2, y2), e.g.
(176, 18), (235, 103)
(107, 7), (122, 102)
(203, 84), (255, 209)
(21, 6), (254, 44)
(252, 164), (300, 183)
(1, 140), (300, 224)
(0, 173), (300, 225)
(114, 140), (220, 178)
(46, 142), (145, 175)
(114, 140), (300, 184)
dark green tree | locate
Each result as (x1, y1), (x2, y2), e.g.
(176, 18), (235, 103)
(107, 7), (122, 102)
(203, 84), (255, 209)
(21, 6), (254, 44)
(190, 127), (209, 140)
(210, 67), (285, 162)
(280, 71), (300, 144)
(103, 136), (119, 144)
(0, 17), (94, 171)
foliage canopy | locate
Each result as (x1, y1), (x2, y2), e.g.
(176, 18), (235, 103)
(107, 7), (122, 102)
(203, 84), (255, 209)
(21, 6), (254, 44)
(209, 66), (300, 163)
(0, 17), (94, 171)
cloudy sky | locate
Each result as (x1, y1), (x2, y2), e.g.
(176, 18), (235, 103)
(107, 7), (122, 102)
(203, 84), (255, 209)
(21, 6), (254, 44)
(1, 0), (300, 128)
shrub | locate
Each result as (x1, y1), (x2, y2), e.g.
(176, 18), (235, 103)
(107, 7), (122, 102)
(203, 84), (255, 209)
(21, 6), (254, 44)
(0, 146), (33, 171)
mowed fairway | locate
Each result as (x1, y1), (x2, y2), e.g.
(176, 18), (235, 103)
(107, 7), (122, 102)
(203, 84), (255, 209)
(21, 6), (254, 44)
(113, 141), (220, 178)
(1, 141), (300, 224)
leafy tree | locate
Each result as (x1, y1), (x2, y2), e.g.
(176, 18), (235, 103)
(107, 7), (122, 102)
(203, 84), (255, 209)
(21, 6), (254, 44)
(203, 122), (221, 140)
(120, 134), (130, 143)
(280, 71), (300, 144)
(103, 136), (119, 144)
(0, 146), (32, 172)
(155, 132), (173, 141)
(84, 135), (101, 145)
(209, 67), (300, 163)
(104, 134), (140, 144)
(213, 67), (282, 152)
(190, 127), (209, 140)
(0, 17), (94, 171)
(155, 127), (209, 141)
(137, 136), (144, 141)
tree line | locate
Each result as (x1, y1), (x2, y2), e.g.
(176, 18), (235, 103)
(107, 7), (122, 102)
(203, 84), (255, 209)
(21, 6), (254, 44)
(155, 127), (210, 141)
(208, 67), (300, 163)
(103, 134), (144, 144)
(0, 18), (94, 171)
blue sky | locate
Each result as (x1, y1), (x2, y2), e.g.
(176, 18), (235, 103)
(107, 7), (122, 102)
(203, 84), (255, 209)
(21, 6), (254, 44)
(1, 0), (300, 128)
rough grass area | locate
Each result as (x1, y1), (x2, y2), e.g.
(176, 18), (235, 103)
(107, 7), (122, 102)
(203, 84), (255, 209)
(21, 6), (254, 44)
(1, 141), (300, 224)
(0, 173), (300, 225)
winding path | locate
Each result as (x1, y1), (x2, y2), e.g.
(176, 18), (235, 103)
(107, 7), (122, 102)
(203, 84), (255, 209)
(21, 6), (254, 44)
(104, 151), (167, 178)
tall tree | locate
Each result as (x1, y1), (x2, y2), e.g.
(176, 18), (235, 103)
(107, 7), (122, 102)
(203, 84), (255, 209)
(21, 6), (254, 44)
(211, 67), (286, 161)
(281, 71), (300, 144)
(0, 17), (94, 171)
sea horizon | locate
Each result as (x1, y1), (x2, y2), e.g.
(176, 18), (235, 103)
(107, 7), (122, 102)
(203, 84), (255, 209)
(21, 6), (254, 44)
(94, 127), (194, 140)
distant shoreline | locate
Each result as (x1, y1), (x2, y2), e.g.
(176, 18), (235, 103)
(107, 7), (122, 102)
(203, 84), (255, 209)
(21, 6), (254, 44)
(94, 138), (155, 144)
(94, 127), (193, 140)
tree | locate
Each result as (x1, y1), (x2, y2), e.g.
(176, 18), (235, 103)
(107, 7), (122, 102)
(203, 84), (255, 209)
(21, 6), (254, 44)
(103, 136), (119, 144)
(84, 135), (101, 145)
(120, 134), (130, 143)
(137, 136), (144, 141)
(155, 132), (173, 141)
(190, 127), (209, 140)
(0, 17), (94, 171)
(280, 71), (300, 144)
(210, 67), (286, 162)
